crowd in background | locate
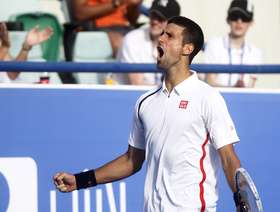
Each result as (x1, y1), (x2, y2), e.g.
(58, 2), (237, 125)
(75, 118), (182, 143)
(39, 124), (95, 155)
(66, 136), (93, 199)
(0, 0), (262, 88)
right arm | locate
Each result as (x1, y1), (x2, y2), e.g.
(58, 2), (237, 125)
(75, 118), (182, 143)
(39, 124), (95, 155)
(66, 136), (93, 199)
(95, 145), (145, 184)
(54, 145), (145, 192)
(7, 26), (53, 80)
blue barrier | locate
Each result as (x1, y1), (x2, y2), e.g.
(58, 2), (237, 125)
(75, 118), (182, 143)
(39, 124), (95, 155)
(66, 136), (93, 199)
(1, 61), (280, 73)
(0, 86), (279, 211)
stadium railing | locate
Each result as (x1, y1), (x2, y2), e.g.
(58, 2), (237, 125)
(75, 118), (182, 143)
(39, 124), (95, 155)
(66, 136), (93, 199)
(0, 61), (280, 74)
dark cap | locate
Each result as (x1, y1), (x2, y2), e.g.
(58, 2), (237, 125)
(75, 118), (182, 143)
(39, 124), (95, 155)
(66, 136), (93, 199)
(150, 0), (180, 20)
(228, 0), (254, 20)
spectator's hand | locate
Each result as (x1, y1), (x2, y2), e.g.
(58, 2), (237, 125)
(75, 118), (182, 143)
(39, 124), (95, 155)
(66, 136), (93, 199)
(24, 26), (53, 47)
(0, 22), (10, 47)
(235, 79), (245, 88)
(53, 172), (77, 192)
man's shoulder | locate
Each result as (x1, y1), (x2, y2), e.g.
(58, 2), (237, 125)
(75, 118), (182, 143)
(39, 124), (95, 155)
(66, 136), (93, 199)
(136, 86), (162, 106)
(195, 79), (223, 101)
(196, 79), (216, 93)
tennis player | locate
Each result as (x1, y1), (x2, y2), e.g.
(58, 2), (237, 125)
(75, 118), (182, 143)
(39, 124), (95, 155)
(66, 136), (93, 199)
(54, 16), (242, 212)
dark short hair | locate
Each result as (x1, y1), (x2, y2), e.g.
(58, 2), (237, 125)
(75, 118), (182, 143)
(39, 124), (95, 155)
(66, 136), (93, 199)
(168, 16), (204, 64)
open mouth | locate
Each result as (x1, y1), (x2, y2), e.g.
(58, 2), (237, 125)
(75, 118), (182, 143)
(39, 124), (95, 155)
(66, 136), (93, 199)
(157, 46), (164, 58)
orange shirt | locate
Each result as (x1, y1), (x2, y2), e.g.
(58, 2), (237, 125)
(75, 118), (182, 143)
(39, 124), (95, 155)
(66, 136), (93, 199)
(87, 0), (129, 27)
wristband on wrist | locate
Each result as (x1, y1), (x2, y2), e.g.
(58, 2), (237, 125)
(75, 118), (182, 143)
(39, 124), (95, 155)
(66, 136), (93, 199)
(22, 43), (32, 51)
(74, 169), (97, 190)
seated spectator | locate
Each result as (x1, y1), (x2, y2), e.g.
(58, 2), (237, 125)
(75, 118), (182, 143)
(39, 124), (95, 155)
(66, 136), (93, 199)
(73, 0), (143, 56)
(115, 0), (180, 85)
(0, 23), (53, 83)
(204, 0), (262, 87)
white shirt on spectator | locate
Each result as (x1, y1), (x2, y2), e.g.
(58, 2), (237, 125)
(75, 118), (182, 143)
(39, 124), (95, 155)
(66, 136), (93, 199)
(204, 35), (262, 87)
(116, 25), (161, 85)
(129, 71), (239, 211)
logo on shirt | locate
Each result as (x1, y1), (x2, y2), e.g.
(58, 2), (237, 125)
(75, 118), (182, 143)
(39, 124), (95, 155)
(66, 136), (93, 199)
(179, 100), (188, 109)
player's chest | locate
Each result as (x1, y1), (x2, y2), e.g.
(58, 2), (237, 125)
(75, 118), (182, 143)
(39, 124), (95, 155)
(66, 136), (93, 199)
(141, 95), (203, 133)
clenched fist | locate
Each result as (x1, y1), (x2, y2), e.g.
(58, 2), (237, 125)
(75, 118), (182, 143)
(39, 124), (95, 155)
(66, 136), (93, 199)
(53, 172), (77, 192)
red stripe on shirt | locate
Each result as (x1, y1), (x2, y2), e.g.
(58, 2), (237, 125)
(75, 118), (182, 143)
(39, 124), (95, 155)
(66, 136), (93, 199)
(199, 133), (209, 212)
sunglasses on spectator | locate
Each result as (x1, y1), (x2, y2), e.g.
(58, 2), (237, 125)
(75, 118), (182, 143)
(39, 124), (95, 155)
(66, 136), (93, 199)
(228, 13), (252, 22)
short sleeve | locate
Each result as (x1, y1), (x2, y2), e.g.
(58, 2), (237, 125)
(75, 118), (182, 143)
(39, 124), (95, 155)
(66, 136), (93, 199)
(128, 100), (146, 150)
(203, 90), (239, 149)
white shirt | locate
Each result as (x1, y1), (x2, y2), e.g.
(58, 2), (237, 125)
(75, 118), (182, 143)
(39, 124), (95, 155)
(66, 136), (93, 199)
(116, 25), (161, 85)
(129, 71), (239, 211)
(204, 35), (263, 87)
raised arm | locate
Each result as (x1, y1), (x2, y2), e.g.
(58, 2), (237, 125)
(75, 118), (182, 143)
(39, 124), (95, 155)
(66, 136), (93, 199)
(0, 25), (52, 80)
(53, 145), (145, 192)
(7, 26), (53, 80)
(16, 26), (53, 61)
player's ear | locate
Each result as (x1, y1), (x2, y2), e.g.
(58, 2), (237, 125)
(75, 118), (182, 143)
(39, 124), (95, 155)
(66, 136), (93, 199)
(182, 43), (194, 56)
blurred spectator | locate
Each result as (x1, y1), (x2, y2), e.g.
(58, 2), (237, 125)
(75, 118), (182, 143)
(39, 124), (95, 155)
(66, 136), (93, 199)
(204, 0), (262, 88)
(73, 0), (143, 56)
(116, 0), (180, 85)
(0, 23), (53, 83)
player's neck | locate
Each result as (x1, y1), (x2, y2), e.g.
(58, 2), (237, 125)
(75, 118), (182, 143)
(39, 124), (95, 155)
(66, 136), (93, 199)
(164, 65), (191, 92)
(229, 33), (245, 49)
